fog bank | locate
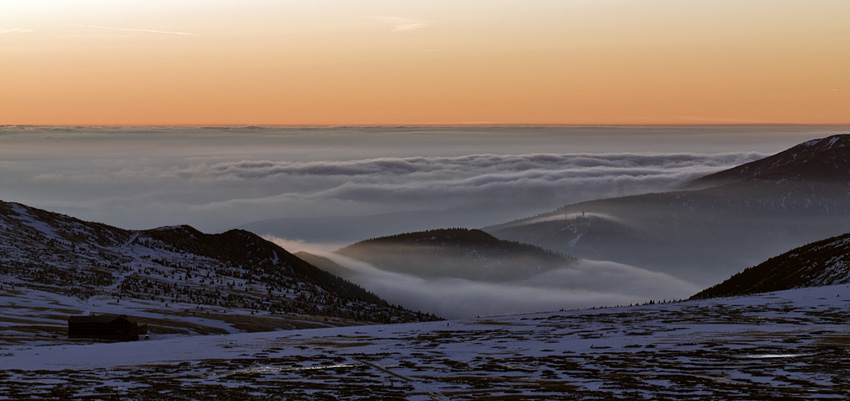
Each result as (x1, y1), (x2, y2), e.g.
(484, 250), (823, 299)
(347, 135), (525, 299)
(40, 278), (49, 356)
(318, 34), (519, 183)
(321, 253), (700, 318)
(0, 125), (839, 238)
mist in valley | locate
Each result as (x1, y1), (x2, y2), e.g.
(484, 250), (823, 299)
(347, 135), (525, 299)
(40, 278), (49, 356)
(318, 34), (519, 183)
(302, 252), (699, 319)
(3, 125), (849, 315)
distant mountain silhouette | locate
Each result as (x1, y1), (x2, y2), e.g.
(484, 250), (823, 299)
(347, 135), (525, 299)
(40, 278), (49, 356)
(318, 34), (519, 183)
(692, 232), (850, 299)
(335, 228), (575, 281)
(486, 134), (850, 284)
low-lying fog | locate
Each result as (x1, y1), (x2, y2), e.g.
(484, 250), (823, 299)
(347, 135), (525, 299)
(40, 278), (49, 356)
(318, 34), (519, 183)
(1, 125), (831, 235)
(2, 125), (846, 316)
(314, 253), (700, 319)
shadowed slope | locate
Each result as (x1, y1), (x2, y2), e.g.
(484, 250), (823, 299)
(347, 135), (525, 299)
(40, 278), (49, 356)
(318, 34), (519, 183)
(486, 134), (850, 284)
(0, 200), (438, 334)
(692, 232), (850, 299)
(336, 228), (576, 282)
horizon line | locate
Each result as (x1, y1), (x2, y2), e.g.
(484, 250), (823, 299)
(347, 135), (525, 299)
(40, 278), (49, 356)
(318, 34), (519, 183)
(5, 123), (850, 129)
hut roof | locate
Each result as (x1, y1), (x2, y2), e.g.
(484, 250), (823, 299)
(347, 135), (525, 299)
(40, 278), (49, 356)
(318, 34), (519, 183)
(68, 315), (135, 324)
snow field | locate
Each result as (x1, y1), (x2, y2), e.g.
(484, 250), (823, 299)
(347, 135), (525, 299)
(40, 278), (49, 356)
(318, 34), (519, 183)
(2, 284), (849, 400)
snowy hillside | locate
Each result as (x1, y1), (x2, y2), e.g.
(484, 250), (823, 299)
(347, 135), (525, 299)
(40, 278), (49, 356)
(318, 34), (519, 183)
(2, 284), (848, 400)
(694, 232), (850, 299)
(0, 200), (438, 343)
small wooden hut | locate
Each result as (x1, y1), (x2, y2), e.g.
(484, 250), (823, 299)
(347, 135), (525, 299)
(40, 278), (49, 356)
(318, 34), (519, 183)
(68, 315), (146, 341)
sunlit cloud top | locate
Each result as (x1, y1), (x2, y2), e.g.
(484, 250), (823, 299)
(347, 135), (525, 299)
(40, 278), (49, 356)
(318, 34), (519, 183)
(69, 24), (198, 36)
(370, 16), (430, 32)
(0, 28), (35, 34)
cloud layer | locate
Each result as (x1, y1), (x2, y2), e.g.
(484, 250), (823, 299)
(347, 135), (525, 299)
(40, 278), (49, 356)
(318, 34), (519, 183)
(370, 16), (430, 31)
(3, 125), (822, 236)
(321, 254), (700, 318)
(170, 151), (764, 234)
(0, 28), (35, 34)
(171, 152), (765, 208)
(71, 24), (198, 36)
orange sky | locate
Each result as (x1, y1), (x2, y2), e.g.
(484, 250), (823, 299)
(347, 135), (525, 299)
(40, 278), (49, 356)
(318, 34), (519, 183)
(2, 0), (848, 125)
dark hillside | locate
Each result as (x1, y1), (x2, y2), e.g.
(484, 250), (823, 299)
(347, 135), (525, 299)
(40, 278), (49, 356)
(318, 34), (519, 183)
(692, 233), (850, 299)
(146, 227), (385, 304)
(0, 200), (438, 333)
(687, 134), (850, 188)
(336, 228), (575, 281)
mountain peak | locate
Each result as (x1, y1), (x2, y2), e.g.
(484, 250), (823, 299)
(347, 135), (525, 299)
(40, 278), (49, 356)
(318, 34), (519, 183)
(800, 134), (850, 150)
(688, 133), (850, 188)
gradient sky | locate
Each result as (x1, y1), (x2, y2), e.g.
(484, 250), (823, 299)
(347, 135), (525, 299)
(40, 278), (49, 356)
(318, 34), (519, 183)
(2, 0), (848, 125)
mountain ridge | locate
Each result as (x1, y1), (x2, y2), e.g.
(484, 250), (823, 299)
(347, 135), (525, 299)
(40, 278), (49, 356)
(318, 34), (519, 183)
(687, 134), (850, 188)
(484, 134), (850, 283)
(692, 232), (850, 299)
(0, 199), (438, 342)
(335, 228), (576, 281)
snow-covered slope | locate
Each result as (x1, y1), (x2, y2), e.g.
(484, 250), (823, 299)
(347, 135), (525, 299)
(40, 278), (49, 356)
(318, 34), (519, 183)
(693, 232), (850, 299)
(0, 200), (438, 343)
(2, 284), (848, 400)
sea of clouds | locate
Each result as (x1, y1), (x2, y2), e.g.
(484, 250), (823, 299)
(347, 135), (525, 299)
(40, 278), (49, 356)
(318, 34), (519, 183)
(0, 125), (829, 238)
(0, 125), (841, 315)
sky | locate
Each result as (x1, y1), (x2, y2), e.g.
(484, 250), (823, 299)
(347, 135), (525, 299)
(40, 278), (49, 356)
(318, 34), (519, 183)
(2, 0), (849, 125)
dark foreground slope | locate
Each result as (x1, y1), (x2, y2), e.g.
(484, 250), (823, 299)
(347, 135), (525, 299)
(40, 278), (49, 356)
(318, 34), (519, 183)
(692, 232), (850, 299)
(0, 200), (437, 339)
(335, 228), (575, 281)
(486, 134), (850, 284)
(143, 226), (388, 306)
